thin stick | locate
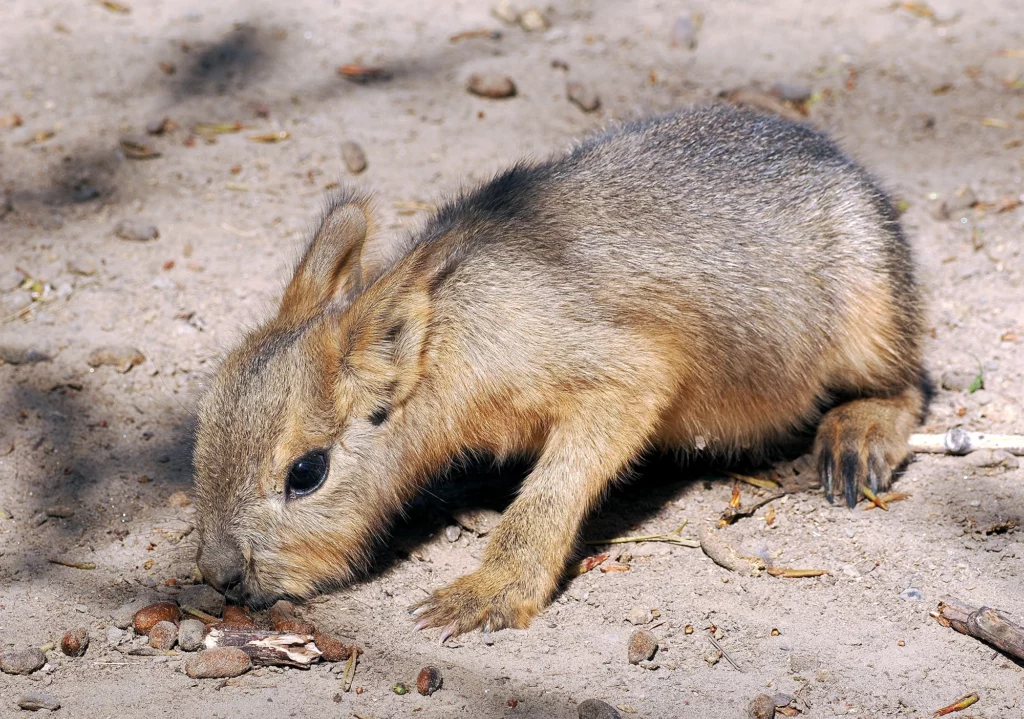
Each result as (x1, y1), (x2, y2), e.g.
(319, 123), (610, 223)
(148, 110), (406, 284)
(706, 633), (744, 672)
(909, 429), (1024, 456)
(341, 648), (358, 692)
(47, 558), (96, 570)
(860, 485), (888, 511)
(585, 523), (699, 548)
(930, 596), (1024, 662)
(180, 605), (219, 623)
(723, 471), (782, 490)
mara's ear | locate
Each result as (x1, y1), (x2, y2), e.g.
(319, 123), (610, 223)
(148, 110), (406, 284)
(340, 277), (432, 417)
(278, 198), (371, 324)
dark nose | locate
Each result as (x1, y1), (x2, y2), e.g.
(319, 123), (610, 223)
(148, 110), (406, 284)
(196, 537), (244, 594)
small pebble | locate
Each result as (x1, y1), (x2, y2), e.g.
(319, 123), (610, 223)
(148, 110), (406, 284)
(940, 370), (978, 392)
(577, 698), (621, 719)
(444, 525), (462, 542)
(627, 629), (657, 665)
(167, 491), (193, 509)
(467, 74), (517, 99)
(184, 647), (252, 679)
(518, 7), (549, 31)
(749, 693), (776, 719)
(114, 219), (160, 242)
(1, 647), (46, 675)
(45, 506), (74, 518)
(149, 620), (178, 650)
(67, 258), (98, 276)
(341, 141), (367, 174)
(32, 511), (49, 527)
(961, 449), (1017, 469)
(417, 665), (443, 696)
(146, 117), (171, 135)
(87, 345), (145, 371)
(133, 601), (180, 634)
(111, 598), (150, 629)
(566, 81), (600, 112)
(178, 619), (206, 652)
(0, 345), (51, 365)
(625, 606), (651, 625)
(106, 626), (127, 646)
(491, 0), (519, 25)
(670, 15), (697, 49)
(60, 627), (89, 657)
(771, 83), (811, 103)
(17, 693), (61, 712)
(899, 588), (924, 601)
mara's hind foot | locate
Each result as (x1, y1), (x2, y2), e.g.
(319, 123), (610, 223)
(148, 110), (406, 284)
(813, 384), (925, 508)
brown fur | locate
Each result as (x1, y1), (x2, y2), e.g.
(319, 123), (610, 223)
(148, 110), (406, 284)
(192, 105), (926, 637)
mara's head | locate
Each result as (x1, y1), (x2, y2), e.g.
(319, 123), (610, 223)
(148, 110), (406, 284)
(192, 193), (436, 607)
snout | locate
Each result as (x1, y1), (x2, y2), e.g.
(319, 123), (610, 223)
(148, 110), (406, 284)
(196, 537), (244, 599)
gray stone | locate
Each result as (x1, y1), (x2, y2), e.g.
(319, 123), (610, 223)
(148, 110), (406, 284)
(578, 698), (621, 719)
(106, 626), (127, 646)
(17, 693), (61, 711)
(444, 525), (461, 542)
(341, 141), (367, 174)
(0, 345), (51, 365)
(111, 598), (151, 629)
(941, 370), (980, 392)
(961, 449), (1017, 469)
(1, 647), (46, 675)
(178, 619), (206, 652)
(114, 219), (159, 242)
(625, 606), (651, 625)
(566, 81), (600, 113)
(899, 587), (924, 601)
(178, 584), (225, 618)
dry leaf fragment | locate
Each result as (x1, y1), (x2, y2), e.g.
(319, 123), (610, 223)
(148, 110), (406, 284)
(337, 64), (391, 83)
(863, 492), (910, 510)
(765, 504), (776, 526)
(449, 28), (502, 43)
(724, 471), (782, 490)
(194, 122), (244, 136)
(860, 485), (889, 511)
(119, 135), (160, 159)
(248, 131), (289, 143)
(98, 0), (131, 13)
(570, 552), (609, 576)
(932, 692), (979, 717)
(777, 708), (802, 717)
(767, 568), (829, 578)
(599, 562), (631, 573)
(982, 117), (1010, 129)
(729, 484), (742, 509)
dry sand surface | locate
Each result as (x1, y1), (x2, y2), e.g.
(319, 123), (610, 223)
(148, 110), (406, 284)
(1, 0), (1023, 717)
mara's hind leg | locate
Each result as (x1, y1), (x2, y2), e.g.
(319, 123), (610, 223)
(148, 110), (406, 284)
(813, 382), (925, 508)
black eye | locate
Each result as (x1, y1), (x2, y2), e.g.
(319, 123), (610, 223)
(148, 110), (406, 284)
(286, 449), (330, 499)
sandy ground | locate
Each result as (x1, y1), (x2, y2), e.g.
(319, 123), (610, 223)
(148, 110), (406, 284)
(1, 0), (1023, 716)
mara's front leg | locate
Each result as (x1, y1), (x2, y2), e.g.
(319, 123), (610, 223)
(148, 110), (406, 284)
(411, 391), (665, 640)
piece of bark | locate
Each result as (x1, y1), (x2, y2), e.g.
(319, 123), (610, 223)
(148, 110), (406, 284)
(699, 524), (764, 576)
(931, 596), (1024, 662)
(204, 627), (322, 668)
(909, 429), (1024, 456)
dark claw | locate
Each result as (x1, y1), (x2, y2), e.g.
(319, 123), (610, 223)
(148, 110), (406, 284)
(839, 450), (860, 508)
(819, 445), (836, 504)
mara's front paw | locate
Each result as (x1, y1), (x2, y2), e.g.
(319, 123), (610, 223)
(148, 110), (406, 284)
(410, 569), (544, 641)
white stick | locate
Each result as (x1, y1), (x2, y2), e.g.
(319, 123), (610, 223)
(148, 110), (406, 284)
(909, 429), (1024, 456)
